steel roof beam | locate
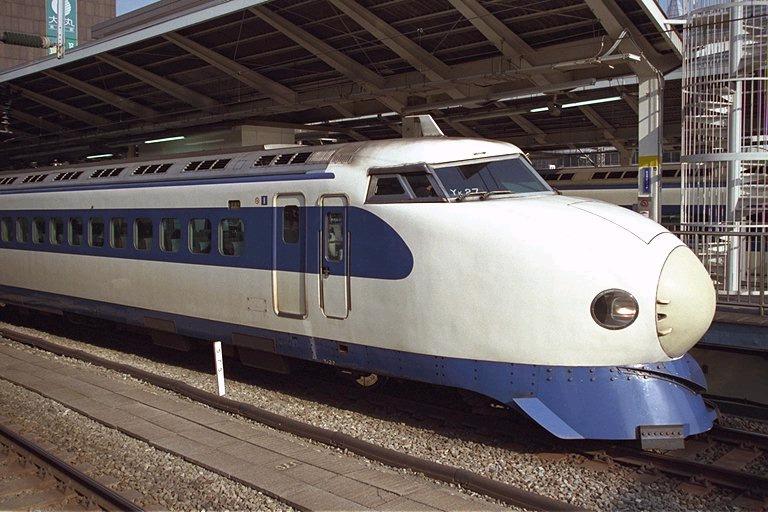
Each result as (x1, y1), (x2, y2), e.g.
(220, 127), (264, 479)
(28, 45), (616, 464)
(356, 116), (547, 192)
(447, 0), (579, 92)
(578, 104), (632, 159)
(448, 1), (645, 149)
(636, 0), (683, 58)
(507, 114), (547, 145)
(446, 0), (564, 141)
(583, 0), (670, 74)
(250, 6), (388, 95)
(12, 85), (109, 126)
(0, 0), (273, 83)
(43, 69), (158, 120)
(329, 0), (455, 87)
(326, 1), (479, 135)
(163, 32), (296, 106)
(10, 109), (60, 132)
(96, 53), (220, 112)
(447, 0), (535, 65)
(332, 105), (368, 141)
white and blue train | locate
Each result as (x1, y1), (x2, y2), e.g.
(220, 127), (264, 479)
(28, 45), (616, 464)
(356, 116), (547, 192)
(0, 137), (718, 443)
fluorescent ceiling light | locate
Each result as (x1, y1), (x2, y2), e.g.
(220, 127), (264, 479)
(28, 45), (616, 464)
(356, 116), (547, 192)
(144, 135), (185, 144)
(86, 153), (113, 159)
(306, 112), (398, 125)
(562, 96), (622, 108)
(530, 95), (623, 113)
(496, 92), (546, 103)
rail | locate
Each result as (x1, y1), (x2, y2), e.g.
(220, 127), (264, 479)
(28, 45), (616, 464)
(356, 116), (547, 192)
(0, 421), (144, 511)
(669, 229), (767, 315)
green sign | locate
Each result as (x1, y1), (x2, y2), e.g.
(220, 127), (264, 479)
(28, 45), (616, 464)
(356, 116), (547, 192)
(46, 0), (78, 50)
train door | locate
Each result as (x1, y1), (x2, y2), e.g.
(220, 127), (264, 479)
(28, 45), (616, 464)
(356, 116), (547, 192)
(273, 193), (306, 318)
(319, 195), (350, 319)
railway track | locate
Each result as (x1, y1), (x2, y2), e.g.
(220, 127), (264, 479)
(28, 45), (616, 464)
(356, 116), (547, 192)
(0, 324), (577, 511)
(1, 318), (767, 505)
(0, 420), (143, 511)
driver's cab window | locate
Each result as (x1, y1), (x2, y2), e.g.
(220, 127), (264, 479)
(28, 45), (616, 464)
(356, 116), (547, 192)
(366, 165), (443, 204)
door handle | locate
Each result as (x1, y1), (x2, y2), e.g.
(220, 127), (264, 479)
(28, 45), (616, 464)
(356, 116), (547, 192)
(321, 266), (330, 278)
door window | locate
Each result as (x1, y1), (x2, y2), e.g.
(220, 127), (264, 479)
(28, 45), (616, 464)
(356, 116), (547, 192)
(283, 206), (300, 244)
(325, 212), (344, 262)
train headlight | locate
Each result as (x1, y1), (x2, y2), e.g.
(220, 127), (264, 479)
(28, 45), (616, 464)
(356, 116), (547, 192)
(591, 289), (638, 330)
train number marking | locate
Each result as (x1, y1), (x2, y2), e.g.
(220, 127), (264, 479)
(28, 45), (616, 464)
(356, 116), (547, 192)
(449, 188), (479, 196)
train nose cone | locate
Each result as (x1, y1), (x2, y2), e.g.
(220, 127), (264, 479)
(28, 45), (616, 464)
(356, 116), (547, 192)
(656, 245), (716, 358)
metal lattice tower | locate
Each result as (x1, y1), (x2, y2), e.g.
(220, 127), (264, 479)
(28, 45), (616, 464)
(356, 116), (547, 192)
(682, 0), (768, 297)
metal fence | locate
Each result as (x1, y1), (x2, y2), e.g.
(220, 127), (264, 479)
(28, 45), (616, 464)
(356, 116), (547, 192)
(670, 229), (767, 313)
(681, 0), (768, 296)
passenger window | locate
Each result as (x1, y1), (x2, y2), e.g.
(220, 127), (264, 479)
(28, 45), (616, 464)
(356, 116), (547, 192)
(325, 213), (344, 262)
(283, 206), (299, 244)
(405, 174), (438, 198)
(0, 217), (12, 242)
(89, 217), (105, 247)
(69, 217), (83, 246)
(160, 218), (181, 253)
(111, 218), (128, 249)
(32, 217), (45, 244)
(220, 218), (245, 256)
(134, 218), (153, 251)
(50, 218), (64, 245)
(16, 218), (29, 243)
(374, 176), (406, 196)
(189, 218), (211, 254)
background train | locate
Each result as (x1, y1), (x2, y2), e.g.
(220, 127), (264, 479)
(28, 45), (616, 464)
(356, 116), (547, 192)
(0, 137), (717, 445)
(537, 165), (683, 225)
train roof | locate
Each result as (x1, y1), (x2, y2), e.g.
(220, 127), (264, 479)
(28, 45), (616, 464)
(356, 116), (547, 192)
(0, 137), (524, 192)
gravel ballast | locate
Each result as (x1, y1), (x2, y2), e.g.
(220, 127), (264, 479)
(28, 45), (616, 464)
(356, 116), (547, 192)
(0, 314), (757, 511)
(0, 378), (294, 511)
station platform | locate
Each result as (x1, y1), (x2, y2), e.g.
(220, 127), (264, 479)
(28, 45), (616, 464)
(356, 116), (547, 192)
(699, 310), (768, 353)
(0, 341), (499, 511)
(693, 309), (768, 412)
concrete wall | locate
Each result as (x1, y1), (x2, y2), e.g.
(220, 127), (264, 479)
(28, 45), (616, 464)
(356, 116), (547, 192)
(0, 0), (115, 70)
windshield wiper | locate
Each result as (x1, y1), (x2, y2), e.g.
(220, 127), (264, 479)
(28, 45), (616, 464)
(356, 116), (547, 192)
(455, 190), (516, 201)
(484, 190), (515, 197)
(454, 190), (487, 202)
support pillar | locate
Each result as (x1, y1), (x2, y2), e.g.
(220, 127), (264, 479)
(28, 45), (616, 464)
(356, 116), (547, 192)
(637, 73), (664, 223)
(726, 3), (744, 292)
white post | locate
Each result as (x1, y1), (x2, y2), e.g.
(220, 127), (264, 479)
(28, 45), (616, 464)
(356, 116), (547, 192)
(56, 0), (65, 58)
(213, 341), (226, 396)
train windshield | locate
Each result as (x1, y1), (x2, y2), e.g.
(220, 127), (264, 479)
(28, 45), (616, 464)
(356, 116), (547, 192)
(434, 156), (551, 199)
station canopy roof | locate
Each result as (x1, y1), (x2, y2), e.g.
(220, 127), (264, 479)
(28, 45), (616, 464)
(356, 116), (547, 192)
(0, 0), (683, 168)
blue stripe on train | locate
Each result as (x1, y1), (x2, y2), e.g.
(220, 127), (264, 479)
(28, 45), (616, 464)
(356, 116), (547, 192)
(0, 206), (414, 280)
(0, 284), (716, 440)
